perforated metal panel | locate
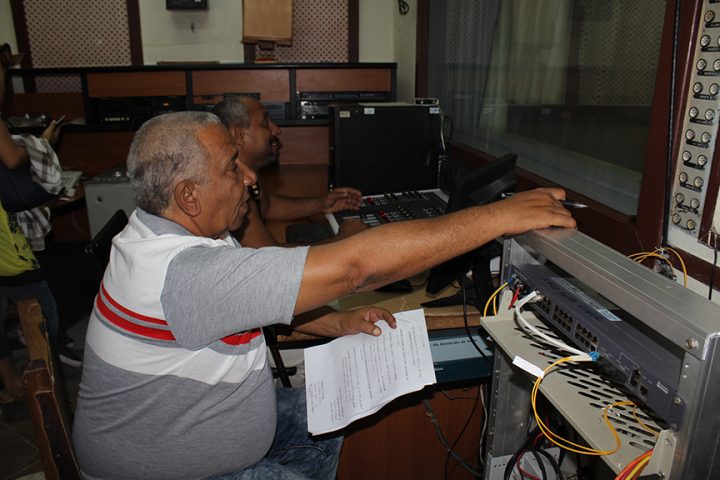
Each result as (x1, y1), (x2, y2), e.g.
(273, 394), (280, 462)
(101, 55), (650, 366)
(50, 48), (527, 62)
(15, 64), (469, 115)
(484, 229), (720, 479)
(484, 310), (668, 476)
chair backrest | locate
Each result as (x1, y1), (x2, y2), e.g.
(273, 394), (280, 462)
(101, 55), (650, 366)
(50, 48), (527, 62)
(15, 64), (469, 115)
(18, 298), (81, 480)
(85, 209), (128, 288)
(17, 298), (52, 366)
(23, 360), (81, 480)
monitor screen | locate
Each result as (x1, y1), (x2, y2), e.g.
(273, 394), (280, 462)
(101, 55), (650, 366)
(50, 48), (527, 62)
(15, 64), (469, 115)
(425, 153), (517, 297)
(329, 103), (442, 195)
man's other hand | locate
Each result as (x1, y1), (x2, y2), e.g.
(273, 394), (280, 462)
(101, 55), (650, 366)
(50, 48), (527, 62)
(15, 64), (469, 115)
(321, 187), (363, 213)
(292, 306), (396, 338)
(337, 307), (396, 337)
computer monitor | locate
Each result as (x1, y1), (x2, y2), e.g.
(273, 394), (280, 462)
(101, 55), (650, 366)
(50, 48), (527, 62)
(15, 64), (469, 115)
(329, 103), (442, 195)
(425, 153), (518, 302)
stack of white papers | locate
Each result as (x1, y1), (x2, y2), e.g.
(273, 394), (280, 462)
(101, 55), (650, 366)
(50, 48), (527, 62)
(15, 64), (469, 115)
(304, 308), (437, 435)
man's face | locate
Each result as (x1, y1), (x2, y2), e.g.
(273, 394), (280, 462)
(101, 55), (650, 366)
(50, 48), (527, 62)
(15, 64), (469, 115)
(195, 124), (257, 236)
(237, 99), (282, 171)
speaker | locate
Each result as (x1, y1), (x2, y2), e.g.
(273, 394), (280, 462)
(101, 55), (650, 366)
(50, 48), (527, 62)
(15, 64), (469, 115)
(166, 0), (207, 10)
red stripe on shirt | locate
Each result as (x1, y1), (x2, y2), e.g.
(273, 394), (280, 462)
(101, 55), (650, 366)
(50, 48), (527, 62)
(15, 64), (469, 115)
(99, 283), (262, 345)
(101, 282), (168, 326)
(221, 329), (262, 345)
(96, 294), (177, 341)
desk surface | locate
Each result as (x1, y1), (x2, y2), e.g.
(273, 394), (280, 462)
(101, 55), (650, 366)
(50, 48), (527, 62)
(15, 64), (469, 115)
(259, 165), (485, 340)
(277, 278), (483, 343)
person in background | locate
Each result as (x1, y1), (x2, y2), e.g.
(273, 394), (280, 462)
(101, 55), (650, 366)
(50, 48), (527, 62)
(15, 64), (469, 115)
(72, 111), (575, 479)
(0, 46), (81, 377)
(213, 95), (365, 247)
(0, 46), (63, 251)
(0, 198), (65, 403)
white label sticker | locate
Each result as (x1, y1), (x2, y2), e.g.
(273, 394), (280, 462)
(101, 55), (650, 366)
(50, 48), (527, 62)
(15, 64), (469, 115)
(512, 355), (545, 378)
(364, 107), (375, 115)
(430, 107), (440, 114)
(339, 111), (351, 118)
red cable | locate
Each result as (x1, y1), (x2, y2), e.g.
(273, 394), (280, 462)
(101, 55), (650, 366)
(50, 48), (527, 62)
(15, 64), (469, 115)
(517, 465), (542, 480)
(508, 286), (522, 309)
(615, 449), (653, 480)
(515, 450), (542, 480)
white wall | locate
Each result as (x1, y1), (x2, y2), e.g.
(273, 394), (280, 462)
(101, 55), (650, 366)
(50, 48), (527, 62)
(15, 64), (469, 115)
(359, 0), (417, 101)
(142, 0), (401, 66)
(0, 0), (18, 53)
(393, 2), (417, 102)
(358, 0), (394, 62)
(1, 0), (418, 97)
(138, 0), (245, 64)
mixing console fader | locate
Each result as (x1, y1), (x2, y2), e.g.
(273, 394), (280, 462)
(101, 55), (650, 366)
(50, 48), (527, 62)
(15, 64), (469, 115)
(325, 188), (448, 233)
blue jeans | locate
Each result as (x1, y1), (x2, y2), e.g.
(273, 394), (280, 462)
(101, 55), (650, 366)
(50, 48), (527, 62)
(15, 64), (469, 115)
(209, 387), (343, 480)
(0, 280), (59, 359)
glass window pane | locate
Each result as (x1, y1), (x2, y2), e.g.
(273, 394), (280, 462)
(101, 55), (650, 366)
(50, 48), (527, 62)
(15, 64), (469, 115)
(428, 0), (666, 215)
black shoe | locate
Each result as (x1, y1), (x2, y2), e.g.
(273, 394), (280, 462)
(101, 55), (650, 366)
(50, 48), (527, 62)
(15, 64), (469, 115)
(58, 345), (83, 368)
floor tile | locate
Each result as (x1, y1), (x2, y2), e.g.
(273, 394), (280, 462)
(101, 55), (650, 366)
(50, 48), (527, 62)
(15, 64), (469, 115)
(6, 461), (43, 480)
(0, 433), (39, 480)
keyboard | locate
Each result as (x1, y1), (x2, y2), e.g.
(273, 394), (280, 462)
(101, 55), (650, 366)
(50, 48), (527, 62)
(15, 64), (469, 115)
(285, 222), (335, 245)
(325, 188), (448, 234)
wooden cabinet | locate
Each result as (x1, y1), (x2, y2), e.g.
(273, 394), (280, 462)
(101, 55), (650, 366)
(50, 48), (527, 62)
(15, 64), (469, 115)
(86, 71), (187, 97)
(191, 69), (291, 106)
(337, 385), (485, 480)
(296, 67), (393, 93)
(7, 63), (396, 172)
(5, 64), (395, 241)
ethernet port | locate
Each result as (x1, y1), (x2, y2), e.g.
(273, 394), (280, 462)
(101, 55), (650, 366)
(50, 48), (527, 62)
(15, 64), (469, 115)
(640, 384), (649, 397)
(630, 369), (641, 387)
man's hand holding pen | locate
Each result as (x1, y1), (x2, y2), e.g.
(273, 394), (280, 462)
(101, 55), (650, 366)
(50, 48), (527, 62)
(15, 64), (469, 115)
(501, 191), (588, 209)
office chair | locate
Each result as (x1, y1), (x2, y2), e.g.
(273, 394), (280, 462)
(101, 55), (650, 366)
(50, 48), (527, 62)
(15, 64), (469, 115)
(84, 209), (128, 289)
(84, 209), (293, 387)
(19, 298), (81, 480)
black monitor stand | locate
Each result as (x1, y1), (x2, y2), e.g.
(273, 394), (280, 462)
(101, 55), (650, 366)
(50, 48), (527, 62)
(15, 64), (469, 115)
(421, 243), (496, 310)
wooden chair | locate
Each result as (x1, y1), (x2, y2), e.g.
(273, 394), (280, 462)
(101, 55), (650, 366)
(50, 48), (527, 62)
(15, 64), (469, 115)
(18, 298), (81, 480)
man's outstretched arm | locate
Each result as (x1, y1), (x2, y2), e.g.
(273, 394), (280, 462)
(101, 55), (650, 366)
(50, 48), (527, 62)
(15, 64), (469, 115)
(294, 188), (577, 315)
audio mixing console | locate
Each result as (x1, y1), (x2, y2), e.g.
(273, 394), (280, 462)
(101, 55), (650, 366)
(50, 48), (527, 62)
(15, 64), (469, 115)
(325, 188), (449, 233)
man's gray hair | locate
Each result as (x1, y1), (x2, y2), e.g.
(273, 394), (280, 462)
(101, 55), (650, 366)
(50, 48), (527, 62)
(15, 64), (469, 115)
(127, 111), (222, 215)
(211, 96), (253, 129)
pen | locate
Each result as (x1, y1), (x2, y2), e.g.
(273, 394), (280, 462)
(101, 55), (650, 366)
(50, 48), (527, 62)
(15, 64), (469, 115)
(500, 192), (588, 209)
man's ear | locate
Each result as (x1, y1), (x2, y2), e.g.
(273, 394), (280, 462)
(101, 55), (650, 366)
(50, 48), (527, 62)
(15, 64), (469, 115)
(174, 180), (201, 217)
(230, 125), (246, 146)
